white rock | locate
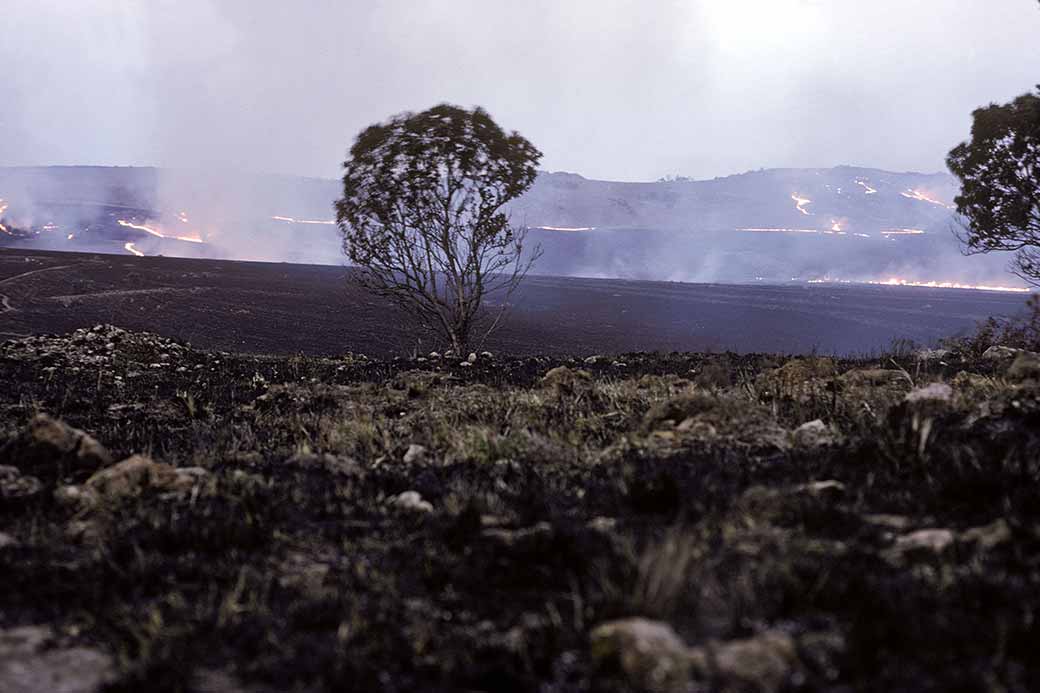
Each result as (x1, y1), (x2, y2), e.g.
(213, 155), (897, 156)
(798, 480), (846, 497)
(893, 528), (955, 554)
(467, 352), (477, 363)
(792, 419), (838, 448)
(403, 444), (428, 464)
(390, 490), (433, 513)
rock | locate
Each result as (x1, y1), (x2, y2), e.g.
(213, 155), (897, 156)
(467, 352), (477, 364)
(961, 518), (1012, 551)
(590, 618), (692, 692)
(587, 516), (617, 533)
(797, 480), (846, 497)
(886, 528), (955, 560)
(390, 490), (433, 513)
(1008, 352), (1040, 382)
(862, 513), (912, 530)
(982, 345), (1022, 362)
(583, 355), (602, 365)
(0, 465), (43, 501)
(916, 348), (951, 362)
(791, 419), (838, 448)
(905, 383), (953, 403)
(644, 393), (717, 429)
(541, 366), (592, 392)
(428, 351), (441, 359)
(482, 521), (554, 551)
(0, 532), (18, 549)
(676, 418), (718, 438)
(0, 414), (112, 482)
(53, 484), (99, 513)
(689, 630), (799, 693)
(81, 455), (204, 504)
(403, 444), (428, 464)
(0, 625), (115, 693)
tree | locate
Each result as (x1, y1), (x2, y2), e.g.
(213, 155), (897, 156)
(335, 104), (542, 353)
(947, 88), (1040, 283)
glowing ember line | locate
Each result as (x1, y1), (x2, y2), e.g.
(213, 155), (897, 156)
(118, 219), (165, 239)
(530, 225), (597, 232)
(856, 180), (877, 194)
(791, 193), (813, 216)
(881, 228), (926, 236)
(900, 189), (953, 209)
(808, 277), (1029, 293)
(124, 242), (144, 257)
(118, 219), (204, 243)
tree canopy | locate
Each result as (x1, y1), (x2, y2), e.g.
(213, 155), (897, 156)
(335, 104), (542, 352)
(947, 88), (1040, 283)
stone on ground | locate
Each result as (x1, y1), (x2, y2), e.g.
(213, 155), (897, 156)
(0, 625), (115, 693)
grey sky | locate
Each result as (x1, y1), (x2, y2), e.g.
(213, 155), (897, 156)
(3, 0), (1039, 182)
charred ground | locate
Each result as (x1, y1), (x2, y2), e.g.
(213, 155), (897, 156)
(0, 248), (1032, 356)
(1, 322), (1039, 692)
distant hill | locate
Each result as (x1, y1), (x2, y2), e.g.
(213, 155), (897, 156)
(0, 165), (1022, 286)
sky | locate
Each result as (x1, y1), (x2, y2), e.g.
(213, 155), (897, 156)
(3, 0), (1039, 182)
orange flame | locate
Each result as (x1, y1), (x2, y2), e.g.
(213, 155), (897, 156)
(791, 193), (812, 216)
(900, 189), (953, 209)
(118, 219), (204, 243)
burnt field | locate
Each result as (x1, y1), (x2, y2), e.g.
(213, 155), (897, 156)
(0, 248), (1032, 357)
(1, 324), (1039, 691)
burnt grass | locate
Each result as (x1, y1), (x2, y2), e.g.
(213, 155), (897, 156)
(1, 325), (1040, 692)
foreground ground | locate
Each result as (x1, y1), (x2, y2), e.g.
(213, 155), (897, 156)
(1, 325), (1038, 692)
(1, 248), (1032, 356)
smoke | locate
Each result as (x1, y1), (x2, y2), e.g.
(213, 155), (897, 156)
(2, 1), (1039, 280)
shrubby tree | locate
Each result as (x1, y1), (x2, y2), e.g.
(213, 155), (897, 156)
(947, 87), (1040, 283)
(335, 104), (542, 352)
